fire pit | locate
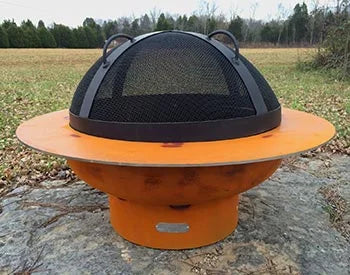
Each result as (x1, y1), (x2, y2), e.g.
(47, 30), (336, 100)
(16, 30), (335, 249)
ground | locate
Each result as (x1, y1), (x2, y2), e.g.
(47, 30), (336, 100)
(0, 154), (349, 274)
(0, 48), (349, 273)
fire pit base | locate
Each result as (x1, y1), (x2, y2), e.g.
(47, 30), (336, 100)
(109, 195), (239, 249)
(65, 158), (284, 249)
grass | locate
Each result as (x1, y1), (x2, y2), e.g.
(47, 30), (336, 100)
(0, 48), (349, 194)
(247, 48), (350, 152)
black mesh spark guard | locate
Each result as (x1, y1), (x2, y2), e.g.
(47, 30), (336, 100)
(69, 30), (281, 142)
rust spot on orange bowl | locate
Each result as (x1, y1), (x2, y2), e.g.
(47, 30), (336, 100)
(178, 169), (197, 186)
(145, 177), (160, 185)
(144, 177), (161, 190)
(70, 134), (80, 138)
(162, 142), (184, 148)
(262, 134), (273, 138)
(224, 166), (243, 177)
(183, 169), (197, 181)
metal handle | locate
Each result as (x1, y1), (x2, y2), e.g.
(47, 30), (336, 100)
(208, 30), (240, 60)
(103, 33), (134, 67)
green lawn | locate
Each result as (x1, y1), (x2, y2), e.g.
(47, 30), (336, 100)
(0, 48), (349, 194)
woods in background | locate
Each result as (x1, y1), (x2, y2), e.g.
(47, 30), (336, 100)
(312, 0), (350, 76)
(0, 1), (348, 49)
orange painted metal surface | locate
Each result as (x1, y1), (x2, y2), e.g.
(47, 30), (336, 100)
(15, 106), (335, 249)
(68, 159), (281, 249)
(67, 159), (281, 205)
(16, 108), (335, 167)
(109, 195), (239, 249)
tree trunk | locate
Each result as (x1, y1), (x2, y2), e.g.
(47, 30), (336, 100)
(278, 27), (282, 45)
(310, 18), (315, 45)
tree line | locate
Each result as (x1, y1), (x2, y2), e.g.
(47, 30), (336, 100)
(0, 1), (348, 48)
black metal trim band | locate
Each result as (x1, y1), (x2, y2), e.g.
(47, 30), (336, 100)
(70, 107), (281, 142)
(79, 31), (161, 118)
(187, 31), (268, 115)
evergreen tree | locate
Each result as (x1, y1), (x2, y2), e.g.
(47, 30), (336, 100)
(175, 15), (187, 30)
(50, 24), (76, 48)
(83, 18), (97, 29)
(82, 18), (103, 47)
(2, 20), (15, 30)
(38, 26), (56, 48)
(38, 20), (45, 29)
(207, 17), (217, 33)
(130, 19), (140, 36)
(186, 15), (200, 32)
(0, 26), (9, 48)
(155, 13), (173, 31)
(261, 22), (280, 44)
(102, 20), (118, 38)
(73, 27), (89, 48)
(37, 21), (56, 48)
(95, 25), (105, 47)
(84, 26), (97, 48)
(7, 23), (25, 48)
(228, 16), (244, 41)
(290, 3), (309, 43)
(166, 15), (175, 29)
(21, 20), (41, 47)
(140, 14), (152, 33)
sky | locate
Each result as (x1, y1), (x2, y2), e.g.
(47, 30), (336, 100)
(0, 0), (335, 27)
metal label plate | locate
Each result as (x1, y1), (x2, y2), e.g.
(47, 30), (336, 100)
(156, 223), (190, 233)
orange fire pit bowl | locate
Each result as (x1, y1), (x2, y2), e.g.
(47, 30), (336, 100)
(16, 30), (335, 249)
(16, 109), (334, 249)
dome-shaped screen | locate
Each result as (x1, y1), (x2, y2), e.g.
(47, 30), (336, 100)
(69, 30), (281, 142)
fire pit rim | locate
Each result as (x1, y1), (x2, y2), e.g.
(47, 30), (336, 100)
(16, 107), (335, 167)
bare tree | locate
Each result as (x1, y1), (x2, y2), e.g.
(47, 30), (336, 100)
(197, 0), (218, 34)
(149, 7), (161, 30)
(215, 13), (227, 29)
(309, 0), (320, 45)
(243, 1), (258, 42)
(229, 2), (240, 20)
(276, 3), (289, 45)
(336, 0), (342, 13)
